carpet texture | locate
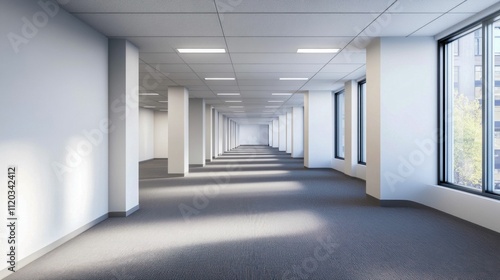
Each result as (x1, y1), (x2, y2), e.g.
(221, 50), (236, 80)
(6, 146), (500, 279)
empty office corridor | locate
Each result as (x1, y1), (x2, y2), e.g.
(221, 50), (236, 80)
(8, 146), (500, 279)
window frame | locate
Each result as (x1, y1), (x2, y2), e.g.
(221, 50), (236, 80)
(439, 12), (500, 199)
(358, 80), (367, 165)
(334, 90), (345, 160)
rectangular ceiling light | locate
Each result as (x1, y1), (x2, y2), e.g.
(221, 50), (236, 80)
(229, 106), (243, 108)
(297, 49), (339, 53)
(177, 49), (226, 53)
(233, 111), (245, 113)
(143, 106), (156, 108)
(268, 100), (284, 103)
(217, 93), (240, 96)
(265, 106), (280, 108)
(279, 78), (308, 81)
(139, 93), (159, 96)
(205, 78), (235, 81)
(158, 100), (168, 103)
(225, 100), (242, 103)
(272, 93), (293, 96)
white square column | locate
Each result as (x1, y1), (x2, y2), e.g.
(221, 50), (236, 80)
(218, 113), (224, 155)
(213, 109), (219, 158)
(189, 98), (205, 166)
(269, 123), (273, 146)
(272, 119), (279, 148)
(365, 37), (437, 200)
(304, 91), (332, 168)
(286, 111), (292, 154)
(108, 39), (139, 216)
(292, 107), (304, 158)
(168, 86), (189, 175)
(205, 105), (213, 162)
(279, 115), (287, 152)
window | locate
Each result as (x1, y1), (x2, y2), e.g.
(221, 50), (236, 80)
(358, 80), (366, 164)
(440, 15), (500, 197)
(334, 90), (345, 159)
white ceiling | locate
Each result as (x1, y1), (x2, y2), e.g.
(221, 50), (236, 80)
(62, 0), (499, 123)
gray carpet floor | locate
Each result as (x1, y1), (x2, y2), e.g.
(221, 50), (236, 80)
(6, 146), (500, 279)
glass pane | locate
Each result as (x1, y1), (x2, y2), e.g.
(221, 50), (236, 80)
(493, 20), (500, 194)
(359, 82), (367, 163)
(336, 92), (345, 158)
(449, 29), (483, 190)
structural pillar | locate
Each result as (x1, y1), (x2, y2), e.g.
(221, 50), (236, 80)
(279, 114), (286, 152)
(286, 111), (292, 154)
(304, 91), (332, 168)
(168, 86), (189, 175)
(291, 107), (304, 158)
(205, 105), (213, 162)
(108, 39), (139, 216)
(272, 119), (279, 148)
(189, 98), (205, 166)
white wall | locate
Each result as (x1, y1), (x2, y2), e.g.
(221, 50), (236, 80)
(239, 125), (269, 145)
(154, 111), (168, 158)
(0, 0), (108, 273)
(366, 37), (500, 233)
(139, 108), (154, 161)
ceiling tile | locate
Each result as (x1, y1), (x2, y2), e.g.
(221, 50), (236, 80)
(329, 51), (366, 64)
(226, 37), (354, 53)
(140, 53), (184, 64)
(411, 13), (476, 36)
(321, 63), (364, 72)
(178, 53), (232, 64)
(127, 37), (226, 52)
(63, 0), (217, 13)
(73, 14), (223, 36)
(231, 53), (336, 64)
(234, 64), (323, 72)
(452, 0), (500, 12)
(362, 13), (440, 36)
(219, 0), (391, 12)
(221, 14), (374, 37)
(388, 0), (465, 13)
(190, 64), (234, 72)
(236, 72), (316, 80)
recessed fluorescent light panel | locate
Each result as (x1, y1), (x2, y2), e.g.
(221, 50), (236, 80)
(279, 78), (308, 81)
(225, 101), (242, 103)
(158, 101), (168, 103)
(139, 93), (159, 96)
(268, 100), (284, 103)
(143, 106), (156, 108)
(272, 93), (293, 96)
(217, 93), (240, 96)
(297, 49), (339, 53)
(265, 106), (280, 108)
(229, 106), (243, 108)
(205, 78), (235, 81)
(177, 49), (226, 53)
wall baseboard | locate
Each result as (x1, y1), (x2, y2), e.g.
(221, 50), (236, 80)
(109, 204), (140, 217)
(0, 213), (108, 279)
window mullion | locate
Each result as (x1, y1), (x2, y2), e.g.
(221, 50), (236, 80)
(483, 20), (494, 193)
